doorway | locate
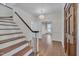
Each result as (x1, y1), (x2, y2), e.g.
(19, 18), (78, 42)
(41, 21), (52, 44)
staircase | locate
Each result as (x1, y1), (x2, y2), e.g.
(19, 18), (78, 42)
(0, 17), (33, 56)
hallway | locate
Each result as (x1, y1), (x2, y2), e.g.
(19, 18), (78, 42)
(0, 3), (65, 56)
(39, 35), (65, 56)
(0, 3), (78, 56)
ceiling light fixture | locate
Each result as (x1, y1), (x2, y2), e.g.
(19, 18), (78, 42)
(38, 9), (45, 20)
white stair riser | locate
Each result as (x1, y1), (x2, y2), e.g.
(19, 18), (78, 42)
(0, 22), (15, 24)
(0, 26), (18, 28)
(0, 34), (25, 41)
(0, 19), (13, 22)
(0, 31), (22, 34)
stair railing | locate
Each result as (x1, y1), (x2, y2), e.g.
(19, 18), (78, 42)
(0, 3), (39, 56)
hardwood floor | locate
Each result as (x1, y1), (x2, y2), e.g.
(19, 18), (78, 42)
(39, 39), (65, 56)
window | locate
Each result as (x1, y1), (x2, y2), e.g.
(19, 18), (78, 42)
(47, 24), (52, 32)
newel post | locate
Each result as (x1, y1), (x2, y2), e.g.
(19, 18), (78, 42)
(32, 31), (39, 56)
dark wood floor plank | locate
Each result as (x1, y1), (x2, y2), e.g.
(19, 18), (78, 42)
(39, 39), (65, 56)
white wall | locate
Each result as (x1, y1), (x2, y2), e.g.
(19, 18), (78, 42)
(39, 14), (64, 42)
(51, 14), (63, 42)
(0, 4), (13, 17)
(33, 5), (64, 44)
(47, 5), (64, 46)
(61, 4), (64, 47)
(32, 11), (64, 44)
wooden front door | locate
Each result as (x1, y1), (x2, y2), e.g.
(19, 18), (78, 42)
(64, 3), (77, 56)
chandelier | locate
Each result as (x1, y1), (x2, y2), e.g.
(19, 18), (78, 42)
(39, 15), (45, 19)
(38, 9), (45, 20)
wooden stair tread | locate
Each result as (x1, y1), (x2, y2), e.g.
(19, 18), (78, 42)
(0, 20), (16, 24)
(0, 28), (20, 30)
(0, 17), (13, 19)
(0, 16), (12, 19)
(0, 36), (25, 44)
(0, 18), (13, 20)
(0, 40), (28, 55)
(0, 24), (18, 26)
(13, 46), (32, 56)
(0, 32), (23, 36)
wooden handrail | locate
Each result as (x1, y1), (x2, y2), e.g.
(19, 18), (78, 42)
(0, 3), (13, 9)
(15, 12), (39, 33)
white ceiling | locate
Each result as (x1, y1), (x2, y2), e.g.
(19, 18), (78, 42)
(15, 3), (64, 16)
